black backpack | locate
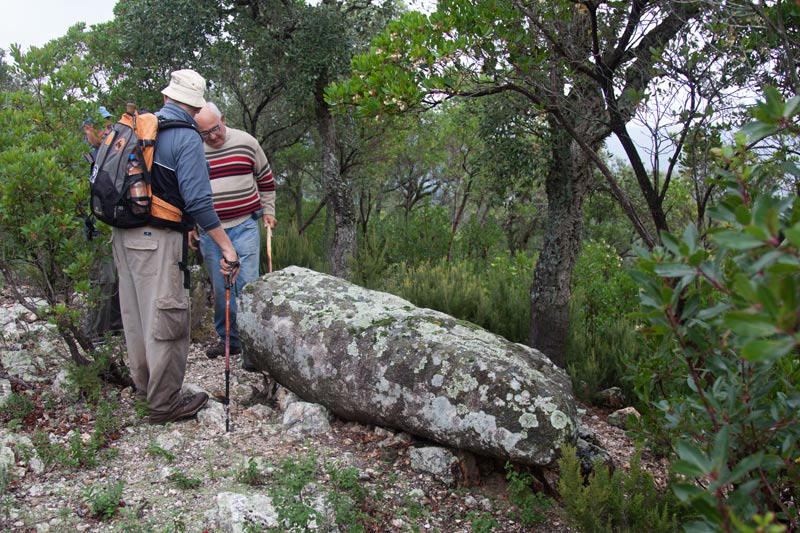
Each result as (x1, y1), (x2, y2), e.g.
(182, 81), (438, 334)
(89, 106), (195, 228)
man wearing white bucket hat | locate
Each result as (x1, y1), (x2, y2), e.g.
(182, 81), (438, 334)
(112, 69), (241, 424)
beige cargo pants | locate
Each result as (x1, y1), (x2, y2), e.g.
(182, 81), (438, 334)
(112, 226), (190, 423)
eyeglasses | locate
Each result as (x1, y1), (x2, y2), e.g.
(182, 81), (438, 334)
(200, 124), (221, 138)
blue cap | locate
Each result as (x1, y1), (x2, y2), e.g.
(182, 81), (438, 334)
(83, 106), (113, 126)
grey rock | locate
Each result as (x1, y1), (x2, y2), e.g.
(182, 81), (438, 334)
(209, 492), (279, 532)
(576, 437), (613, 475)
(181, 382), (206, 396)
(409, 446), (458, 486)
(0, 378), (11, 406)
(244, 404), (274, 420)
(189, 265), (211, 337)
(0, 348), (44, 383)
(198, 400), (227, 429)
(0, 446), (15, 473)
(50, 370), (80, 402)
(155, 430), (185, 452)
(607, 406), (641, 429)
(0, 432), (43, 477)
(275, 386), (300, 411)
(594, 386), (626, 409)
(283, 401), (331, 437)
(576, 422), (598, 444)
(239, 267), (577, 466)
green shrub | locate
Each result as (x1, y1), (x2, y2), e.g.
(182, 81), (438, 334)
(82, 479), (124, 520)
(267, 452), (321, 530)
(30, 412), (115, 470)
(505, 463), (552, 526)
(557, 445), (680, 532)
(236, 457), (267, 486)
(377, 204), (452, 266)
(66, 430), (100, 469)
(631, 89), (800, 531)
(327, 465), (371, 532)
(0, 464), (14, 498)
(1, 391), (34, 424)
(452, 214), (508, 261)
(0, 41), (114, 370)
(383, 259), (488, 324)
(478, 252), (534, 344)
(565, 300), (641, 401)
(351, 227), (390, 289)
(169, 471), (201, 490)
(566, 240), (640, 400)
(380, 254), (533, 344)
(466, 511), (499, 533)
(66, 345), (127, 406)
(262, 223), (327, 273)
(147, 440), (175, 463)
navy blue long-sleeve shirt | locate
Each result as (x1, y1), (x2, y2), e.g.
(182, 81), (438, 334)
(154, 103), (221, 232)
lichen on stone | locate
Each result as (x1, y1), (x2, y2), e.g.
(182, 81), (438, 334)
(549, 410), (570, 430)
(519, 412), (539, 429)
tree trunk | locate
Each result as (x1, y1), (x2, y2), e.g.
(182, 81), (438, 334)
(529, 127), (592, 368)
(315, 83), (356, 278)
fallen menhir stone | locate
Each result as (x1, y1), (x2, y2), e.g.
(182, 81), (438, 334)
(238, 266), (577, 466)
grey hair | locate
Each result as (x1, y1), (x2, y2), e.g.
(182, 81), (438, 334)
(206, 102), (222, 119)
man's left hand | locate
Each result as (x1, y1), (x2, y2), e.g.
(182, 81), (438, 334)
(263, 214), (277, 229)
(188, 229), (200, 251)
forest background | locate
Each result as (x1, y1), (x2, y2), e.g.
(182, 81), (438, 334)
(0, 0), (798, 531)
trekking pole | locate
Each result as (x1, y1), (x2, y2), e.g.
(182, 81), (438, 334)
(224, 271), (232, 432)
(266, 225), (273, 274)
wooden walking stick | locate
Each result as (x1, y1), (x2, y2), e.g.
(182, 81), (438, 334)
(266, 225), (273, 274)
(224, 271), (232, 432)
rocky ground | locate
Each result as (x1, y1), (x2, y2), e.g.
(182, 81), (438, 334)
(0, 296), (668, 533)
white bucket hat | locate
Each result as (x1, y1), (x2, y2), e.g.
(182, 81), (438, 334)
(161, 69), (206, 109)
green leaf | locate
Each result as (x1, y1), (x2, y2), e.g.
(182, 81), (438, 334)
(676, 441), (711, 476)
(727, 453), (763, 485)
(711, 425), (730, 469)
(672, 482), (705, 501)
(783, 94), (800, 118)
(696, 302), (732, 320)
(672, 460), (706, 478)
(660, 231), (682, 256)
(741, 337), (795, 362)
(741, 122), (777, 144)
(724, 313), (777, 337)
(653, 263), (696, 278)
(683, 223), (700, 252)
(785, 222), (800, 247)
(712, 231), (765, 250)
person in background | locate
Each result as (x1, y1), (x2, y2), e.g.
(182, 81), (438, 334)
(82, 106), (113, 158)
(190, 102), (277, 372)
(82, 106), (123, 344)
(113, 70), (240, 424)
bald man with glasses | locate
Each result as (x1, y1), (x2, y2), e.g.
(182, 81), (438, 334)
(190, 102), (277, 370)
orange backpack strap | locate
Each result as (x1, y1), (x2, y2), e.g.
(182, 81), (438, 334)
(134, 112), (159, 171)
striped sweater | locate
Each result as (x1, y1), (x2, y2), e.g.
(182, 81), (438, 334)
(204, 127), (275, 230)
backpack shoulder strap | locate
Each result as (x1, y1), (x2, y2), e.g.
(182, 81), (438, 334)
(157, 117), (199, 134)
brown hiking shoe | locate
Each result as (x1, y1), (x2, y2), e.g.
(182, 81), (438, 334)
(206, 342), (242, 359)
(149, 392), (209, 424)
(173, 392), (209, 421)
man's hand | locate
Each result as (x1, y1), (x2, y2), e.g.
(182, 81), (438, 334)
(220, 254), (240, 285)
(263, 214), (277, 229)
(188, 229), (200, 251)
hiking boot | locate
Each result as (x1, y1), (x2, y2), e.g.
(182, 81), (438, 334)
(206, 342), (241, 359)
(149, 392), (209, 424)
(172, 392), (209, 421)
